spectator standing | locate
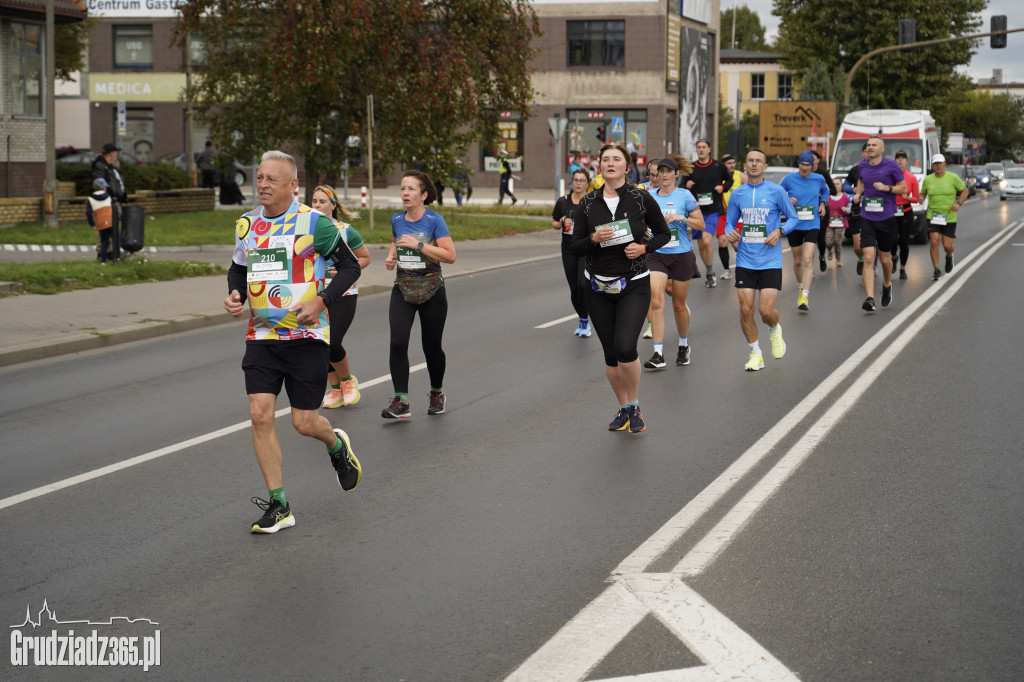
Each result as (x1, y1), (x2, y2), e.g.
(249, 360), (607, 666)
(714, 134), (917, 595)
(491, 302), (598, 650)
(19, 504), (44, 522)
(85, 178), (115, 265)
(197, 140), (218, 189)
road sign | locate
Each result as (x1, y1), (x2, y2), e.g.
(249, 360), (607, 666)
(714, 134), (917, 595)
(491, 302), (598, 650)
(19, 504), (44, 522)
(117, 100), (127, 136)
(548, 116), (568, 138)
(611, 117), (625, 135)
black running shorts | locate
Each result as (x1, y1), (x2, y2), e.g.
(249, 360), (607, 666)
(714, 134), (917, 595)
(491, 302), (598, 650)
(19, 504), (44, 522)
(734, 266), (782, 291)
(242, 340), (330, 411)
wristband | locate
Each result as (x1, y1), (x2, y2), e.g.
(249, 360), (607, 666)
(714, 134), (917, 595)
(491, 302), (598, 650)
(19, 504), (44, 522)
(318, 291), (331, 306)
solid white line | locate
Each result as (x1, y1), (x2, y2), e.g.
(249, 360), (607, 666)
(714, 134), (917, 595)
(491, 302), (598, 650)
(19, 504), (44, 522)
(536, 313), (579, 329)
(614, 218), (1023, 576)
(0, 362), (427, 511)
(675, 218), (1024, 576)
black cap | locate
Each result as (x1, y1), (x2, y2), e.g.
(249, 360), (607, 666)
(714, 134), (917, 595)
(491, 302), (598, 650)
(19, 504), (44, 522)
(101, 143), (121, 154)
(657, 158), (678, 171)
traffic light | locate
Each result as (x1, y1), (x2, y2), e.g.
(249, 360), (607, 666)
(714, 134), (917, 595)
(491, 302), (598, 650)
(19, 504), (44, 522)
(898, 18), (916, 50)
(992, 15), (1007, 49)
(596, 125), (606, 142)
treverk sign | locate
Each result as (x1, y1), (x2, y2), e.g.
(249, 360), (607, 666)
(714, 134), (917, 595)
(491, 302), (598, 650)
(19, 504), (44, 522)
(90, 74), (186, 102)
(757, 101), (837, 157)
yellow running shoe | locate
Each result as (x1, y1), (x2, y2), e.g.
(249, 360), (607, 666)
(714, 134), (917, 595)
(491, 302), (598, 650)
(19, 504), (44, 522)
(744, 349), (765, 371)
(769, 324), (786, 359)
(797, 291), (809, 311)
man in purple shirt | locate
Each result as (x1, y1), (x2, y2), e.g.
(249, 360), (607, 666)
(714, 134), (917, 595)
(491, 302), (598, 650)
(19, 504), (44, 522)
(851, 136), (906, 311)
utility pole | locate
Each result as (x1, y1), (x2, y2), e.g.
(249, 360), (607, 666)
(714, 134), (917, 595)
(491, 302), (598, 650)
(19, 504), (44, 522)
(43, 0), (58, 227)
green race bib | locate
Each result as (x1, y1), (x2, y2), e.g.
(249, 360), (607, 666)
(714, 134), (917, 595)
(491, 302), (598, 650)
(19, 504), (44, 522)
(742, 223), (768, 244)
(247, 247), (289, 282)
(598, 219), (634, 248)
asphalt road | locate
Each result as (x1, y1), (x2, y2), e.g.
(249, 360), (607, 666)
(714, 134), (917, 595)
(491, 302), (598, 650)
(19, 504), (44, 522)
(2, 193), (1022, 680)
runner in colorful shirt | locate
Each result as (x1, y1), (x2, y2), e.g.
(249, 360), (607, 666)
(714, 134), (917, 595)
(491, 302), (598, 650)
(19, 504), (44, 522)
(225, 150), (362, 534)
(724, 148), (798, 371)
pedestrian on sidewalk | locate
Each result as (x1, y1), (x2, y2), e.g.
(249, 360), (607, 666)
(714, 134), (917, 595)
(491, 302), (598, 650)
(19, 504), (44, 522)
(498, 149), (520, 206)
(85, 178), (114, 264)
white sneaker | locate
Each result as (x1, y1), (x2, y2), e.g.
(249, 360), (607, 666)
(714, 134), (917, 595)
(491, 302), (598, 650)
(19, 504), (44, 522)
(720, 269), (732, 280)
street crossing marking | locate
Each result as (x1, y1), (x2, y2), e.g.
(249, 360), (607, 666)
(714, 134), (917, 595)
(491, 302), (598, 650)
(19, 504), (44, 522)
(508, 219), (1024, 681)
(0, 363), (427, 511)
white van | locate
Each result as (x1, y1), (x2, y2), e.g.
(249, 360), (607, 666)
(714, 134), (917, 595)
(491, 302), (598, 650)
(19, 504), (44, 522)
(831, 109), (941, 243)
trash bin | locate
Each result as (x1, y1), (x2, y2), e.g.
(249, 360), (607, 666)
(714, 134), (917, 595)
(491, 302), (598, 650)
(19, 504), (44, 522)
(121, 205), (145, 253)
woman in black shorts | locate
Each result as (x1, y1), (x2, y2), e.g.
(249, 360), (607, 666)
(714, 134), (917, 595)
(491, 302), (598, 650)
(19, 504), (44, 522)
(552, 168), (591, 337)
(571, 144), (670, 433)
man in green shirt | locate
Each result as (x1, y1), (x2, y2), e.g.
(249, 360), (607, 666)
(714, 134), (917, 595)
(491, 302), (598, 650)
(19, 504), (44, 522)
(918, 154), (968, 281)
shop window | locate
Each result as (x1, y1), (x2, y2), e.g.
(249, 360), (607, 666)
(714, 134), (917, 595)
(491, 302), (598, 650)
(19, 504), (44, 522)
(114, 25), (154, 69)
(567, 21), (625, 67)
(11, 22), (44, 116)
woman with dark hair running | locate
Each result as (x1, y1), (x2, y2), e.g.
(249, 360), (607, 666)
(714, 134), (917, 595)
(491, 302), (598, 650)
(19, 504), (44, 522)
(310, 185), (371, 408)
(552, 168), (591, 337)
(571, 144), (670, 433)
(382, 170), (457, 418)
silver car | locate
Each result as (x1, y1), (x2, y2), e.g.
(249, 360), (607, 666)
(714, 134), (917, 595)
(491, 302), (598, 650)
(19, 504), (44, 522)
(998, 168), (1024, 200)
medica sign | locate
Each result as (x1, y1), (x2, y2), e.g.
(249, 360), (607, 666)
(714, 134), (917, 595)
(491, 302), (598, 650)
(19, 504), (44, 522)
(90, 74), (187, 102)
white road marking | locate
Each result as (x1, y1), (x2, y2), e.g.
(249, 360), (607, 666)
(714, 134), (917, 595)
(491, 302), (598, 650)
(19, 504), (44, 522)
(0, 363), (427, 511)
(536, 313), (579, 329)
(508, 219), (1023, 680)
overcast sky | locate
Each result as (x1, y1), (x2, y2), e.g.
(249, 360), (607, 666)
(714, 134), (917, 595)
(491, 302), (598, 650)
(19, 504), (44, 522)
(733, 0), (1023, 84)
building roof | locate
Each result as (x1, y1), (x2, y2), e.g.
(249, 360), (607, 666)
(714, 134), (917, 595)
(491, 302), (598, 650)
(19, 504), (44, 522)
(0, 0), (87, 23)
(720, 48), (784, 64)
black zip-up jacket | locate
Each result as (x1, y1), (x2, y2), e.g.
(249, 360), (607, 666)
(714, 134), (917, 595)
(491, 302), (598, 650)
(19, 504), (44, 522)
(570, 183), (670, 278)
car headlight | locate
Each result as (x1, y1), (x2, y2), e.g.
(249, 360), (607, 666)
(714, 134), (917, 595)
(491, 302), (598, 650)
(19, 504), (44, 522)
(1001, 180), (1007, 188)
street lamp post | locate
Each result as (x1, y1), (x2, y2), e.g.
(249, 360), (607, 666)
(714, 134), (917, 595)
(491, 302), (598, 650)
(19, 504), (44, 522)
(43, 0), (58, 228)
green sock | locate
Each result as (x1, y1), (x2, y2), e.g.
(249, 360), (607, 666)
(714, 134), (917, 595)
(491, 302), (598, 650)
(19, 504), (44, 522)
(330, 382), (341, 389)
(341, 375), (352, 382)
(396, 392), (409, 402)
(329, 436), (345, 455)
(269, 487), (286, 506)
(430, 387), (443, 393)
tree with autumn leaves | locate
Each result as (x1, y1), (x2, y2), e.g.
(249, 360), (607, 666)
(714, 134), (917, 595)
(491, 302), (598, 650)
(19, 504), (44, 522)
(173, 0), (539, 197)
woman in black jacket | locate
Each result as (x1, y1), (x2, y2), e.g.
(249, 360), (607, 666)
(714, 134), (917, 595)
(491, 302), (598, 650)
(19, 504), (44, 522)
(571, 143), (671, 433)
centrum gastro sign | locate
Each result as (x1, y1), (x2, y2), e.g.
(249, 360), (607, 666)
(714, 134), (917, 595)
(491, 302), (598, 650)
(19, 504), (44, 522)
(87, 0), (187, 17)
(90, 73), (186, 103)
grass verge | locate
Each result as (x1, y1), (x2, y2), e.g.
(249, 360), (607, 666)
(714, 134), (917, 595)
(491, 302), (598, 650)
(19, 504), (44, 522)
(1, 207), (551, 246)
(0, 259), (226, 296)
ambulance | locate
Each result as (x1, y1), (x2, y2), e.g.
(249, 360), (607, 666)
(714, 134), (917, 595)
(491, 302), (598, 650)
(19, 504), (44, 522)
(831, 109), (941, 243)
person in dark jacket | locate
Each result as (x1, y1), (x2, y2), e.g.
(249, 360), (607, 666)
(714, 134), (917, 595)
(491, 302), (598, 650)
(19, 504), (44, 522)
(91, 143), (127, 260)
(570, 143), (670, 434)
(811, 149), (837, 271)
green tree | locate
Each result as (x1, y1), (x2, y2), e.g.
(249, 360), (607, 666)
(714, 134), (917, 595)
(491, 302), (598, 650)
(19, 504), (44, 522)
(55, 17), (98, 81)
(721, 5), (768, 51)
(773, 0), (984, 122)
(948, 91), (1024, 161)
(174, 0), (539, 199)
(797, 60), (846, 104)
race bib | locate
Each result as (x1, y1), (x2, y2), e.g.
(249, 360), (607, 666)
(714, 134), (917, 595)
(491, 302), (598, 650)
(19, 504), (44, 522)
(931, 213), (947, 226)
(829, 217), (845, 228)
(666, 227), (680, 248)
(864, 197), (884, 212)
(247, 247), (289, 282)
(697, 192), (713, 206)
(742, 223), (768, 244)
(598, 219), (634, 248)
(397, 245), (426, 269)
(796, 205), (814, 221)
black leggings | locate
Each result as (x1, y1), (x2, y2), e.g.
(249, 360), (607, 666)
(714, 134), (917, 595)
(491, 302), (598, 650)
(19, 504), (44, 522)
(560, 240), (587, 319)
(388, 285), (448, 393)
(326, 294), (357, 365)
(584, 275), (651, 366)
(892, 210), (913, 266)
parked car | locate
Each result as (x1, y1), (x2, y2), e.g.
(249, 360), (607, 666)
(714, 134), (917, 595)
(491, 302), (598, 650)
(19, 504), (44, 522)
(1000, 159), (1017, 169)
(157, 152), (248, 186)
(55, 145), (87, 160)
(972, 166), (992, 191)
(58, 152), (143, 166)
(763, 166), (799, 184)
(985, 162), (1005, 181)
(999, 168), (1024, 200)
(945, 164), (976, 197)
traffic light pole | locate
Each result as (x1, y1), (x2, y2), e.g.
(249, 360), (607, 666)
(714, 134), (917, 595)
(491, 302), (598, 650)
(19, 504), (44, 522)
(843, 26), (1024, 117)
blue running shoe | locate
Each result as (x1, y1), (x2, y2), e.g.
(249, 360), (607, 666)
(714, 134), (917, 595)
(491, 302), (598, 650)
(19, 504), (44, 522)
(608, 408), (629, 431)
